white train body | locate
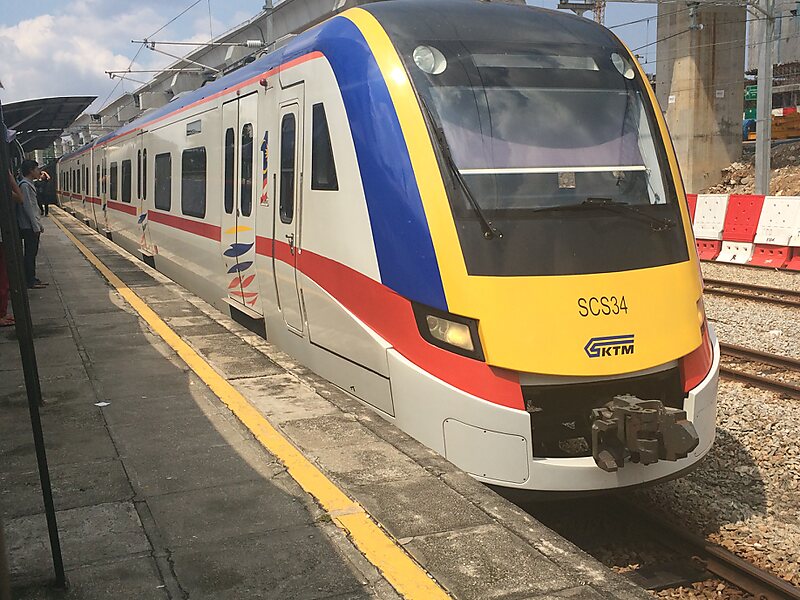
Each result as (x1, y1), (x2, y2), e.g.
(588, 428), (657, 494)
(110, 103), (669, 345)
(58, 1), (719, 493)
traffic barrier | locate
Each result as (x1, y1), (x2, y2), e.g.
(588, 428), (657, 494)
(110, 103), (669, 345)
(717, 241), (754, 264)
(750, 245), (790, 268)
(692, 194), (729, 260)
(686, 194), (698, 221)
(696, 240), (723, 261)
(687, 193), (800, 270)
(787, 248), (800, 271)
(721, 195), (765, 242)
(750, 196), (800, 268)
(715, 195), (764, 264)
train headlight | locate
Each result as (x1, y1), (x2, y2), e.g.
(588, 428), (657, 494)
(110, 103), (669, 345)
(426, 316), (474, 351)
(611, 52), (635, 80)
(413, 45), (447, 75)
(413, 304), (485, 360)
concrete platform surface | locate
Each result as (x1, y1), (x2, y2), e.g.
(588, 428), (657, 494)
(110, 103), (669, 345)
(0, 210), (649, 600)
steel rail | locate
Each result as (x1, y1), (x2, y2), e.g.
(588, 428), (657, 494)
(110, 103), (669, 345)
(616, 498), (800, 600)
(719, 342), (800, 398)
(703, 278), (800, 309)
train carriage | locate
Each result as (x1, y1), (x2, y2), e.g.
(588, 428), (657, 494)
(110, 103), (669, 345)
(59, 0), (719, 493)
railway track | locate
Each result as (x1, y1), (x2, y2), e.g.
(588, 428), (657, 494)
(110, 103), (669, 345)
(719, 342), (800, 398)
(703, 278), (800, 309)
(526, 495), (800, 599)
(617, 499), (800, 600)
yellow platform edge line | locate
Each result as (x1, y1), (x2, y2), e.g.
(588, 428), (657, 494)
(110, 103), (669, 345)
(50, 211), (450, 600)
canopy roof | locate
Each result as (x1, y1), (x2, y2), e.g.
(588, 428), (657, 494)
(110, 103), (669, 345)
(3, 96), (96, 150)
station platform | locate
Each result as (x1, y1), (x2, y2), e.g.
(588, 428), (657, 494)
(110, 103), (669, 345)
(1, 209), (648, 600)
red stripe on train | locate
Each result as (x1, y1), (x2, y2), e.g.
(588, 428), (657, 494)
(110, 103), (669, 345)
(255, 236), (524, 410)
(148, 210), (221, 241)
(107, 200), (137, 215)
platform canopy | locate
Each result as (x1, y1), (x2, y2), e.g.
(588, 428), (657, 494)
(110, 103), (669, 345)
(3, 96), (96, 150)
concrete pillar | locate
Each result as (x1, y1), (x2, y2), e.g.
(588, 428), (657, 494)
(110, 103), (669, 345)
(655, 5), (746, 192)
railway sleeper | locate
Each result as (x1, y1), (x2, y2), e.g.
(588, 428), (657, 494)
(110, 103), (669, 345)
(590, 395), (700, 472)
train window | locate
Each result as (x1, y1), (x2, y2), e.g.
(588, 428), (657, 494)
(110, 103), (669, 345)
(181, 147), (207, 218)
(96, 166), (100, 196)
(279, 113), (296, 224)
(154, 153), (172, 211)
(311, 103), (338, 191)
(137, 150), (141, 199)
(122, 160), (132, 203)
(241, 123), (253, 217)
(224, 128), (234, 214)
(102, 164), (107, 195)
(110, 162), (118, 200)
(142, 150), (147, 201)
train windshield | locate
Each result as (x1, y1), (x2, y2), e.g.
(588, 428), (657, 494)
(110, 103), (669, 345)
(405, 41), (689, 276)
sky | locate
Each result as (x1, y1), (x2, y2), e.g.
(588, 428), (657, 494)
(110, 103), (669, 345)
(0, 0), (659, 114)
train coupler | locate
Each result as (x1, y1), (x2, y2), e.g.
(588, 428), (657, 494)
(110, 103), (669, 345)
(590, 394), (700, 473)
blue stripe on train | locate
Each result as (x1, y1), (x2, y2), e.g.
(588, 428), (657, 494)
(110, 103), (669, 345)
(284, 17), (448, 311)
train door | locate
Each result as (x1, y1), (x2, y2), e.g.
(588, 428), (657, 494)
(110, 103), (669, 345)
(220, 93), (263, 313)
(136, 135), (155, 256)
(274, 86), (305, 334)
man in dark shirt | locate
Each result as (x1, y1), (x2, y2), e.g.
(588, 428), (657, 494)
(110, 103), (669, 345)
(18, 160), (47, 289)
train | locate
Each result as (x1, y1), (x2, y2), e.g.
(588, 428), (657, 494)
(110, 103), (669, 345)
(57, 0), (720, 493)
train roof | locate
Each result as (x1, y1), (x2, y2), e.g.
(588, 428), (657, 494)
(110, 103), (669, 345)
(363, 0), (617, 49)
(60, 0), (617, 163)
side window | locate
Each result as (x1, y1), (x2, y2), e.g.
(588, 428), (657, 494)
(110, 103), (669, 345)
(110, 162), (118, 200)
(224, 128), (234, 214)
(85, 167), (89, 193)
(96, 166), (100, 196)
(154, 153), (172, 211)
(181, 147), (207, 218)
(279, 113), (296, 224)
(122, 160), (132, 203)
(137, 150), (141, 199)
(240, 123), (253, 217)
(102, 164), (107, 195)
(311, 103), (338, 191)
(142, 149), (147, 201)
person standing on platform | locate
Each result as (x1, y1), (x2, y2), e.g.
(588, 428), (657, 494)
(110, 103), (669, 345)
(0, 170), (23, 326)
(17, 160), (47, 290)
(35, 171), (52, 216)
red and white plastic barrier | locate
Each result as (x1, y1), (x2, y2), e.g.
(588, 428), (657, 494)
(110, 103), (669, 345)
(687, 194), (800, 270)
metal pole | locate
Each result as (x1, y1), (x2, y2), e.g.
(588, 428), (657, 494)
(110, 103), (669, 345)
(0, 124), (66, 589)
(0, 517), (11, 600)
(755, 0), (775, 195)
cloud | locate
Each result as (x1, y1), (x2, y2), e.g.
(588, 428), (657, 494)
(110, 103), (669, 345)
(0, 0), (251, 113)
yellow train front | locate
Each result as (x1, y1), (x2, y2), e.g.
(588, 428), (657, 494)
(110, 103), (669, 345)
(358, 0), (719, 492)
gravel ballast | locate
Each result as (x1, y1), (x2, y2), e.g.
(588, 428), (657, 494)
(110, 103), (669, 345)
(701, 264), (800, 360)
(702, 262), (800, 293)
(636, 264), (799, 589)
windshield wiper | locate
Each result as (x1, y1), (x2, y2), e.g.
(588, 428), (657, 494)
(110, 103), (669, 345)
(531, 197), (676, 231)
(418, 97), (502, 240)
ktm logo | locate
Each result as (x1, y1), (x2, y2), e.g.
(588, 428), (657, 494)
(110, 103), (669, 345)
(584, 334), (635, 358)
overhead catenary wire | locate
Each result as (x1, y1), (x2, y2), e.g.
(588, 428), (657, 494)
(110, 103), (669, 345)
(633, 9), (799, 56)
(97, 0), (208, 112)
